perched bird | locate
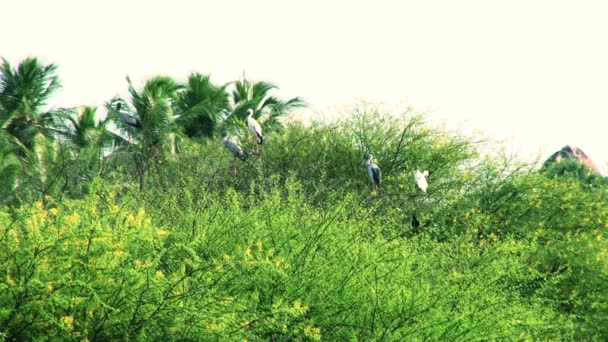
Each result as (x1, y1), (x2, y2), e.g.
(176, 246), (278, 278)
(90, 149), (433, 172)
(414, 170), (429, 193)
(246, 108), (263, 153)
(222, 132), (248, 161)
(364, 154), (381, 192)
(116, 102), (142, 129)
(411, 213), (421, 233)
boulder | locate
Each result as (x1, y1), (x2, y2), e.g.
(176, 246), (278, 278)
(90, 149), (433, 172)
(543, 145), (600, 173)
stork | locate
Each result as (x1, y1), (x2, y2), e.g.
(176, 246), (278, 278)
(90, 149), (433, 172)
(222, 132), (248, 161)
(246, 108), (263, 154)
(116, 103), (142, 129)
(364, 154), (381, 194)
(411, 213), (421, 233)
(222, 132), (248, 176)
(414, 170), (429, 193)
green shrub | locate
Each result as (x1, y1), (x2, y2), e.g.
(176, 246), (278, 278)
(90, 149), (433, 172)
(2, 103), (607, 340)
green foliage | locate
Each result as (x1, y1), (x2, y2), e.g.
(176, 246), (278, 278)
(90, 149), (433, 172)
(0, 57), (61, 151)
(225, 75), (305, 130)
(541, 158), (607, 187)
(0, 184), (319, 340)
(1, 55), (607, 340)
(176, 73), (230, 138)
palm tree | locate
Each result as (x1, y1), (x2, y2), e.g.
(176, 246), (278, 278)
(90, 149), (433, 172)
(0, 57), (61, 156)
(224, 75), (305, 129)
(175, 73), (230, 139)
(0, 130), (21, 201)
(108, 76), (184, 190)
(53, 106), (117, 176)
(55, 106), (112, 148)
(0, 57), (64, 199)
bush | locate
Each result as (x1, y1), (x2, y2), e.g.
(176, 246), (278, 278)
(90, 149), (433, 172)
(2, 103), (607, 340)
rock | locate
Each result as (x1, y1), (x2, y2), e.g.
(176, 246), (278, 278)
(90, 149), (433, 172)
(544, 145), (600, 173)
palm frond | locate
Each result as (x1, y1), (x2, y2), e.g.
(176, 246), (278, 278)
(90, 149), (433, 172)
(0, 57), (61, 116)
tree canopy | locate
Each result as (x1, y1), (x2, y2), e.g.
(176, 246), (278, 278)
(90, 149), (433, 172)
(1, 57), (607, 341)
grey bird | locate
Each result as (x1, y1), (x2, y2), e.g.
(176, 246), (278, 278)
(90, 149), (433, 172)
(222, 132), (248, 161)
(116, 102), (142, 129)
(364, 154), (381, 192)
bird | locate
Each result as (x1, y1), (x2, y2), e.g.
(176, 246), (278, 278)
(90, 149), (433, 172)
(364, 154), (381, 193)
(221, 132), (248, 161)
(246, 108), (263, 153)
(222, 132), (248, 177)
(411, 213), (421, 233)
(116, 102), (142, 129)
(414, 170), (429, 193)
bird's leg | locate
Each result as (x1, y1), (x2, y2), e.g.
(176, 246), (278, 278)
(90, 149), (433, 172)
(232, 159), (238, 177)
(252, 138), (259, 155)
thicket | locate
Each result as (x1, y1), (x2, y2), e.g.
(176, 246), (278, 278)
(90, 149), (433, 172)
(1, 58), (607, 341)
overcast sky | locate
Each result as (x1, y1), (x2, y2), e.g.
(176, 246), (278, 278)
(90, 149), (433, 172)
(3, 0), (608, 171)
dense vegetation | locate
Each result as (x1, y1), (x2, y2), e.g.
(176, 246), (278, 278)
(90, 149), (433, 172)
(1, 57), (607, 341)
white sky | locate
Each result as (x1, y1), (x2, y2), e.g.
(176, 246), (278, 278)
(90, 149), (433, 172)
(3, 0), (608, 171)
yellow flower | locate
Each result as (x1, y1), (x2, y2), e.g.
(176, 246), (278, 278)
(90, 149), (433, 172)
(62, 316), (74, 326)
(35, 201), (43, 210)
(256, 240), (263, 251)
(245, 248), (252, 258)
(49, 208), (59, 216)
(304, 325), (321, 338)
(9, 230), (19, 244)
(66, 212), (80, 224)
(137, 208), (146, 217)
(293, 300), (308, 314)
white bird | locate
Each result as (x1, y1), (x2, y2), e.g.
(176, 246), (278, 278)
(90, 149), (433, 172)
(364, 154), (381, 192)
(115, 103), (142, 129)
(414, 170), (429, 193)
(246, 109), (263, 153)
(222, 132), (248, 161)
